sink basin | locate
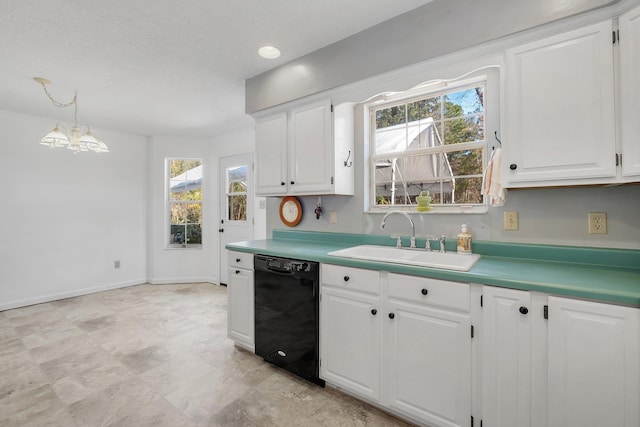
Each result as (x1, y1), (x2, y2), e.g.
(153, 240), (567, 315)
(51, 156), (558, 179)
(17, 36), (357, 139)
(327, 245), (481, 271)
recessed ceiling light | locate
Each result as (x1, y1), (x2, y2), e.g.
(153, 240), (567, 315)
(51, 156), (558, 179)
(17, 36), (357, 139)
(258, 46), (281, 59)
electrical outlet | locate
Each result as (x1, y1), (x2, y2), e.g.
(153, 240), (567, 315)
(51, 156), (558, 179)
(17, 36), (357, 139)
(588, 212), (607, 234)
(114, 260), (121, 269)
(504, 211), (519, 231)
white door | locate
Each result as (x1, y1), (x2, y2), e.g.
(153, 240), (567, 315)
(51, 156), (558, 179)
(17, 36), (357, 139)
(482, 286), (531, 427)
(620, 4), (640, 178)
(219, 153), (254, 285)
(503, 21), (616, 185)
(547, 296), (639, 427)
(320, 286), (381, 401)
(289, 99), (333, 194)
(255, 113), (288, 195)
(385, 300), (471, 427)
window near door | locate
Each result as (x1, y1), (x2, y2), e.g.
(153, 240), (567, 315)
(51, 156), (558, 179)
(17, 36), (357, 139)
(225, 164), (247, 222)
(369, 79), (487, 211)
(167, 158), (202, 248)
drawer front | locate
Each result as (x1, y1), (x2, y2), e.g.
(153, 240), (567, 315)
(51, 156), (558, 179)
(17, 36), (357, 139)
(388, 273), (470, 312)
(228, 250), (254, 270)
(321, 264), (380, 295)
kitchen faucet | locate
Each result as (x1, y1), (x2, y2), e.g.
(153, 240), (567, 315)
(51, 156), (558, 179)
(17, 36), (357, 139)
(380, 211), (416, 248)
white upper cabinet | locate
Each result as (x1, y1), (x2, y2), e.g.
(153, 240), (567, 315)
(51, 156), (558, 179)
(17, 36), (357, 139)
(255, 113), (288, 195)
(620, 4), (640, 178)
(255, 100), (354, 196)
(504, 21), (617, 186)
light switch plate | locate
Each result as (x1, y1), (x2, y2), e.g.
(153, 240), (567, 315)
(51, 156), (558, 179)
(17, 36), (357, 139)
(504, 211), (518, 231)
(329, 211), (338, 224)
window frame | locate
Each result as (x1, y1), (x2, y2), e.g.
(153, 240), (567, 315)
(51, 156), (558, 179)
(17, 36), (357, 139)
(166, 157), (203, 249)
(366, 75), (491, 214)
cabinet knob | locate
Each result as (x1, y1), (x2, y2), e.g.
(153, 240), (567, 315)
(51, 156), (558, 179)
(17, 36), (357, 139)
(371, 309), (377, 316)
(388, 313), (395, 319)
(343, 276), (350, 282)
(280, 181), (285, 186)
(235, 270), (240, 274)
(510, 163), (518, 170)
(290, 180), (295, 185)
(519, 306), (529, 315)
(235, 258), (241, 262)
(421, 288), (428, 295)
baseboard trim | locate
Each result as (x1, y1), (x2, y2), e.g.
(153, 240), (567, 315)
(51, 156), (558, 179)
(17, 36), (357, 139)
(148, 276), (218, 285)
(0, 278), (148, 311)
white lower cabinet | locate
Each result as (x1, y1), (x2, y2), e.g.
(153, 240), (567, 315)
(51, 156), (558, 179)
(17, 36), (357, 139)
(320, 265), (381, 400)
(227, 251), (254, 351)
(321, 286), (381, 400)
(547, 296), (639, 427)
(482, 286), (639, 427)
(321, 265), (472, 427)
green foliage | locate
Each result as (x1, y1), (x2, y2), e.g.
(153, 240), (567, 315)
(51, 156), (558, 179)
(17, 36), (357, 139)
(373, 86), (486, 205)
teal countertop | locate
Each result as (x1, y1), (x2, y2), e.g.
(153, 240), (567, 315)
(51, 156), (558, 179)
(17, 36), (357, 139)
(227, 230), (640, 307)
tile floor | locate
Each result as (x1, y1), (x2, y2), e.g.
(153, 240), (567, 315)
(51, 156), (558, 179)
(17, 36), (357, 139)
(0, 283), (413, 426)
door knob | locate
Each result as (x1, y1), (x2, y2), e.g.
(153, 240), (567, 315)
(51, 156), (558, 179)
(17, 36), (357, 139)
(371, 309), (377, 316)
(510, 164), (518, 170)
(388, 313), (395, 319)
(519, 306), (529, 315)
(290, 180), (295, 185)
(421, 288), (428, 295)
(235, 270), (240, 274)
(235, 258), (241, 262)
(343, 276), (350, 282)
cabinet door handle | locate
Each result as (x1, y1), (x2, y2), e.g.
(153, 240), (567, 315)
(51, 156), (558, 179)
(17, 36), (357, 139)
(280, 181), (285, 186)
(519, 306), (529, 315)
(421, 288), (428, 295)
(371, 309), (377, 316)
(510, 163), (518, 170)
(235, 258), (241, 262)
(343, 276), (350, 282)
(290, 180), (295, 185)
(235, 270), (240, 274)
(388, 313), (395, 319)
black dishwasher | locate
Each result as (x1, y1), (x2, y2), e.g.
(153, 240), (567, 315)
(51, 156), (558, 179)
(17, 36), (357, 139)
(254, 255), (324, 387)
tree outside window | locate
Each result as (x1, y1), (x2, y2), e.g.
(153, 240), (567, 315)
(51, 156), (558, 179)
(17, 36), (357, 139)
(168, 159), (202, 247)
(371, 83), (486, 208)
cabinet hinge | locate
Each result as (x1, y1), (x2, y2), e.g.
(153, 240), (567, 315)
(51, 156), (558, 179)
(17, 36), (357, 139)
(480, 294), (483, 307)
(613, 30), (620, 44)
(471, 415), (474, 427)
(331, 176), (334, 184)
(471, 325), (475, 338)
(331, 104), (334, 113)
(616, 153), (622, 167)
(544, 305), (549, 320)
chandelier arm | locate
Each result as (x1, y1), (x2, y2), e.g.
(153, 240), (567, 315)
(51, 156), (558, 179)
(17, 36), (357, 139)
(39, 82), (77, 109)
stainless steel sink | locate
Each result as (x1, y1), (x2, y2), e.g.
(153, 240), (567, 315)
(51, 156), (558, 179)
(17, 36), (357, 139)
(327, 245), (481, 271)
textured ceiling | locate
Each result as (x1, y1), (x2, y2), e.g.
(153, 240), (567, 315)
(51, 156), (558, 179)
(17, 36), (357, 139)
(0, 0), (433, 137)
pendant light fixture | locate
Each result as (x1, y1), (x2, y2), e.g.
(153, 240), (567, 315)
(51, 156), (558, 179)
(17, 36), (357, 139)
(34, 77), (109, 154)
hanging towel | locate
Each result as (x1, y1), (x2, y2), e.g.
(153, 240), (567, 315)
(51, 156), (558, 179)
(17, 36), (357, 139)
(482, 147), (506, 206)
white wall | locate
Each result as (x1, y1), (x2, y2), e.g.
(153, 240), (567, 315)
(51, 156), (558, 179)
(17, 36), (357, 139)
(0, 109), (147, 310)
(147, 126), (260, 285)
(147, 136), (214, 284)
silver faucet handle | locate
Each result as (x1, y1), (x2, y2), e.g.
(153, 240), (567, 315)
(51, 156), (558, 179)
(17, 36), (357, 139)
(390, 234), (403, 248)
(425, 237), (433, 251)
(439, 235), (446, 253)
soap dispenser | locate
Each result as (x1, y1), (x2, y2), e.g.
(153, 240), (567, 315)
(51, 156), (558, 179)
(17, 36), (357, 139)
(457, 224), (472, 254)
